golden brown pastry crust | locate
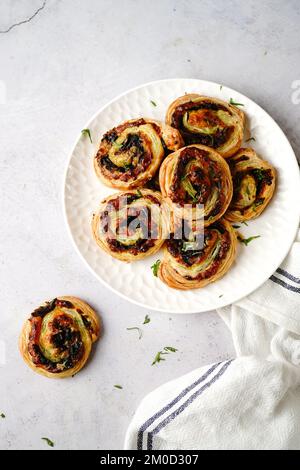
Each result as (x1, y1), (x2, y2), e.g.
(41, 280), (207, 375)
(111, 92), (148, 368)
(225, 148), (276, 222)
(94, 118), (184, 190)
(158, 219), (237, 290)
(166, 94), (245, 158)
(19, 296), (100, 379)
(92, 189), (168, 262)
(159, 144), (233, 227)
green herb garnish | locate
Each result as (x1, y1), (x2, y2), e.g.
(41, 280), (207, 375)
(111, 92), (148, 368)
(114, 385), (123, 389)
(81, 128), (93, 143)
(150, 100), (157, 107)
(182, 241), (197, 251)
(229, 98), (244, 107)
(245, 137), (256, 142)
(136, 189), (143, 197)
(219, 294), (223, 298)
(126, 327), (143, 340)
(151, 260), (161, 277)
(238, 235), (261, 246)
(181, 176), (198, 202)
(252, 169), (265, 181)
(41, 437), (54, 447)
(164, 346), (178, 353)
(220, 85), (223, 90)
(253, 199), (264, 210)
(232, 224), (241, 229)
(143, 315), (150, 325)
(0, 413), (5, 418)
(242, 221), (248, 226)
(152, 346), (178, 366)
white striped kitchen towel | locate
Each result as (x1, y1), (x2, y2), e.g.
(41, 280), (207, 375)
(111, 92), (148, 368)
(125, 227), (300, 450)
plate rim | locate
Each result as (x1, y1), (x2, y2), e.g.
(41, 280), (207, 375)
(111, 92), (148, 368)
(63, 78), (300, 314)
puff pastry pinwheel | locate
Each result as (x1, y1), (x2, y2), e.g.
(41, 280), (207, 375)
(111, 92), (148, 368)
(92, 189), (167, 262)
(225, 148), (276, 222)
(159, 144), (233, 227)
(166, 94), (245, 158)
(19, 296), (100, 378)
(94, 118), (184, 190)
(158, 218), (237, 290)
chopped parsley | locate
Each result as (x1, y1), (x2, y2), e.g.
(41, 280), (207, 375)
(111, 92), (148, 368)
(41, 437), (54, 447)
(152, 346), (178, 366)
(252, 169), (265, 182)
(0, 413), (5, 418)
(220, 85), (223, 90)
(81, 128), (93, 143)
(151, 260), (161, 277)
(238, 235), (261, 246)
(136, 189), (143, 198)
(143, 314), (150, 325)
(232, 225), (241, 229)
(150, 100), (157, 107)
(245, 137), (256, 142)
(114, 385), (123, 389)
(126, 327), (143, 340)
(229, 98), (244, 107)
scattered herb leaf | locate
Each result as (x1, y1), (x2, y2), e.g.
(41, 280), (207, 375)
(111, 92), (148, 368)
(219, 294), (223, 298)
(150, 100), (157, 107)
(242, 221), (248, 226)
(151, 260), (161, 277)
(245, 137), (256, 142)
(114, 385), (123, 389)
(238, 235), (261, 246)
(152, 351), (167, 365)
(143, 315), (150, 325)
(126, 327), (143, 340)
(232, 225), (241, 229)
(41, 437), (54, 447)
(229, 98), (244, 107)
(220, 85), (223, 90)
(164, 346), (178, 353)
(81, 128), (93, 143)
(136, 189), (143, 197)
(0, 413), (5, 418)
(152, 346), (178, 365)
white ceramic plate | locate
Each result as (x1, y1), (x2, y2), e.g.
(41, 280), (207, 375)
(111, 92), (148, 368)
(64, 79), (300, 313)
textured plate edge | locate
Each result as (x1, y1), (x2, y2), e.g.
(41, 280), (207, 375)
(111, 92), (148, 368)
(62, 78), (300, 314)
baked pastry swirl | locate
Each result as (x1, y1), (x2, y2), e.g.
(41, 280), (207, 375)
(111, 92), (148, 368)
(19, 297), (100, 378)
(94, 118), (184, 190)
(159, 144), (233, 226)
(92, 189), (167, 262)
(225, 148), (276, 222)
(166, 94), (245, 158)
(158, 219), (237, 290)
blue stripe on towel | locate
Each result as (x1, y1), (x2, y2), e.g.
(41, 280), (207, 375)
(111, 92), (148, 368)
(137, 362), (221, 450)
(270, 275), (300, 293)
(276, 268), (300, 284)
(147, 360), (233, 450)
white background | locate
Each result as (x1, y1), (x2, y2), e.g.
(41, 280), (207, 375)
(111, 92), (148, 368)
(0, 0), (299, 450)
